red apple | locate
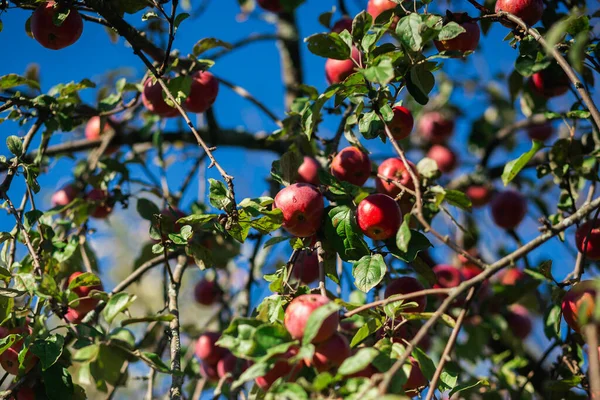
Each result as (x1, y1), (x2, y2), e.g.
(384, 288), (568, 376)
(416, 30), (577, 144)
(200, 362), (219, 381)
(331, 17), (353, 33)
(434, 13), (480, 55)
(142, 77), (179, 118)
(331, 146), (371, 186)
(217, 353), (243, 381)
(490, 190), (527, 230)
(257, 0), (282, 12)
(376, 157), (418, 198)
(499, 268), (526, 285)
(384, 277), (427, 313)
(255, 349), (301, 390)
(30, 1), (83, 50)
(562, 280), (598, 333)
(184, 71), (219, 114)
(495, 0), (544, 26)
(51, 183), (79, 207)
(65, 307), (85, 324)
(357, 194), (402, 241)
(403, 357), (427, 396)
(325, 47), (361, 84)
(68, 272), (103, 314)
(418, 112), (455, 144)
(526, 122), (554, 141)
(85, 116), (117, 152)
(426, 145), (457, 174)
(284, 294), (339, 343)
(297, 156), (320, 186)
(529, 67), (570, 99)
(505, 304), (532, 339)
(575, 220), (600, 260)
(0, 337), (37, 376)
(433, 265), (463, 290)
(367, 0), (397, 21)
(292, 249), (320, 285)
(12, 386), (35, 400)
(86, 188), (112, 219)
(273, 183), (324, 238)
(195, 332), (227, 365)
(389, 106), (414, 141)
(194, 279), (222, 306)
(309, 332), (351, 372)
(465, 185), (492, 208)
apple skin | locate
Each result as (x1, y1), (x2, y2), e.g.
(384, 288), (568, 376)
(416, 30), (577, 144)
(68, 272), (103, 314)
(142, 78), (179, 118)
(376, 158), (418, 198)
(199, 362), (219, 381)
(499, 268), (526, 285)
(384, 277), (427, 313)
(217, 353), (245, 381)
(389, 106), (414, 140)
(194, 279), (222, 306)
(284, 294), (339, 344)
(331, 17), (353, 33)
(490, 190), (527, 230)
(51, 183), (79, 207)
(495, 0), (544, 27)
(529, 67), (570, 99)
(465, 185), (492, 208)
(434, 13), (480, 54)
(561, 280), (598, 333)
(195, 332), (227, 365)
(297, 156), (320, 186)
(331, 146), (371, 186)
(418, 112), (455, 144)
(505, 304), (532, 339)
(357, 194), (402, 241)
(433, 265), (463, 291)
(65, 307), (85, 324)
(426, 145), (457, 174)
(308, 332), (351, 372)
(257, 0), (282, 12)
(0, 328), (38, 376)
(367, 0), (397, 21)
(325, 47), (361, 84)
(30, 1), (83, 50)
(273, 183), (324, 238)
(255, 349), (301, 390)
(85, 117), (117, 156)
(403, 357), (427, 396)
(526, 122), (553, 141)
(575, 220), (600, 260)
(184, 71), (219, 114)
(12, 386), (35, 400)
(292, 249), (320, 285)
(86, 188), (112, 219)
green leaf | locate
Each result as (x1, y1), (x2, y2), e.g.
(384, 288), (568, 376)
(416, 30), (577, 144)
(192, 38), (232, 56)
(350, 317), (384, 347)
(438, 22), (466, 40)
(43, 364), (74, 400)
(269, 383), (308, 399)
(396, 214), (412, 253)
(30, 335), (64, 371)
(412, 346), (436, 381)
(302, 302), (341, 344)
(396, 14), (423, 52)
(323, 206), (370, 262)
(72, 344), (100, 362)
(173, 13), (190, 31)
(338, 347), (379, 375)
(163, 75), (191, 107)
(0, 74), (40, 90)
(141, 352), (171, 373)
(305, 33), (351, 60)
(136, 198), (160, 221)
(0, 288), (26, 298)
(0, 334), (17, 356)
(352, 11), (373, 43)
(6, 136), (23, 157)
(209, 178), (233, 211)
(449, 378), (489, 396)
(353, 254), (387, 293)
(68, 272), (101, 291)
(386, 231), (432, 264)
(406, 64), (435, 105)
(141, 11), (158, 20)
(501, 140), (543, 186)
(103, 293), (137, 324)
(177, 213), (217, 225)
(271, 150), (303, 186)
(37, 275), (60, 298)
(120, 315), (175, 326)
(444, 190), (472, 211)
(544, 304), (561, 340)
(363, 57), (395, 85)
(263, 236), (289, 249)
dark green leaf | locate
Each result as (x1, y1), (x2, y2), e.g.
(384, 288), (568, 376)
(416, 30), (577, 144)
(209, 178), (233, 211)
(30, 335), (64, 371)
(43, 364), (74, 400)
(338, 347), (379, 375)
(353, 254), (387, 293)
(68, 272), (101, 291)
(323, 206), (370, 262)
(6, 136), (22, 157)
(192, 38), (233, 56)
(136, 198), (160, 221)
(305, 33), (351, 60)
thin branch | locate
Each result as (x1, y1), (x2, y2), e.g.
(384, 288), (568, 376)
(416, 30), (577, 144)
(167, 258), (186, 400)
(316, 241), (326, 297)
(344, 288), (451, 318)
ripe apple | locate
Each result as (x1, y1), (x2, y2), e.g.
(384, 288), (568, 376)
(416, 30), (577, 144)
(562, 280), (598, 333)
(331, 17), (353, 33)
(273, 183), (324, 238)
(529, 67), (570, 99)
(255, 349), (301, 390)
(297, 156), (320, 186)
(284, 294), (339, 343)
(309, 332), (351, 372)
(257, 0), (282, 12)
(194, 279), (222, 306)
(367, 0), (398, 21)
(292, 249), (320, 284)
(184, 71), (219, 114)
(376, 158), (418, 198)
(433, 265), (463, 290)
(465, 185), (492, 208)
(86, 188), (112, 219)
(505, 304), (532, 339)
(384, 277), (427, 313)
(426, 145), (457, 174)
(526, 122), (553, 141)
(403, 357), (427, 396)
(498, 268), (526, 285)
(68, 272), (103, 314)
(217, 353), (244, 381)
(325, 47), (361, 84)
(389, 106), (414, 140)
(65, 307), (85, 324)
(357, 194), (402, 241)
(575, 220), (600, 260)
(51, 183), (79, 207)
(30, 1), (83, 50)
(495, 0), (544, 26)
(142, 77), (179, 118)
(331, 146), (371, 186)
(434, 13), (480, 55)
(199, 362), (219, 381)
(418, 112), (455, 144)
(490, 190), (527, 230)
(195, 332), (227, 365)
(85, 117), (117, 155)
(0, 336), (37, 376)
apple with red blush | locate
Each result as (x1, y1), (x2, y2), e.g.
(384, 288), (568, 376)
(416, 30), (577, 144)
(308, 332), (351, 372)
(495, 0), (544, 27)
(465, 185), (492, 208)
(529, 66), (570, 99)
(527, 122), (554, 141)
(505, 304), (532, 339)
(30, 1), (83, 50)
(403, 357), (427, 396)
(52, 183), (79, 207)
(331, 17), (353, 33)
(194, 278), (222, 306)
(184, 71), (219, 114)
(273, 183), (324, 238)
(195, 332), (227, 365)
(388, 106), (414, 141)
(434, 12), (480, 55)
(490, 190), (527, 230)
(325, 47), (361, 84)
(297, 156), (320, 186)
(426, 145), (458, 174)
(292, 249), (320, 284)
(68, 271), (103, 314)
(142, 77), (178, 118)
(284, 294), (339, 343)
(357, 194), (402, 241)
(561, 280), (599, 333)
(376, 158), (418, 198)
(331, 146), (371, 186)
(86, 188), (113, 219)
(575, 219), (600, 260)
(418, 112), (455, 144)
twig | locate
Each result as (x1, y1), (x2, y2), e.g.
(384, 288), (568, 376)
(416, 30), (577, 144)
(316, 241), (326, 297)
(344, 288), (451, 318)
(167, 258), (187, 400)
(585, 324), (600, 399)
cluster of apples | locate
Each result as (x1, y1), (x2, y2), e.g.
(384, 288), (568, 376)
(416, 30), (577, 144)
(195, 332), (245, 383)
(64, 272), (104, 324)
(52, 183), (113, 219)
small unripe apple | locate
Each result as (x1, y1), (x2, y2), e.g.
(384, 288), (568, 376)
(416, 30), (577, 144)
(30, 1), (83, 50)
(292, 249), (320, 285)
(273, 183), (324, 238)
(195, 332), (227, 365)
(384, 277), (427, 313)
(403, 357), (427, 396)
(331, 146), (371, 186)
(199, 362), (219, 381)
(68, 272), (103, 314)
(257, 0), (282, 12)
(426, 145), (457, 174)
(529, 67), (570, 99)
(434, 13), (480, 55)
(255, 349), (301, 390)
(490, 190), (527, 230)
(51, 183), (79, 207)
(297, 156), (320, 186)
(575, 220), (600, 260)
(357, 194), (402, 241)
(194, 279), (222, 306)
(389, 106), (414, 140)
(142, 78), (179, 118)
(526, 122), (553, 141)
(331, 17), (353, 33)
(433, 265), (463, 290)
(325, 47), (361, 84)
(376, 158), (418, 198)
(465, 185), (492, 208)
(184, 71), (219, 114)
(562, 280), (599, 333)
(498, 268), (526, 285)
(284, 294), (339, 343)
(418, 112), (455, 144)
(495, 0), (544, 27)
(367, 0), (397, 21)
(86, 189), (112, 219)
(309, 332), (351, 372)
